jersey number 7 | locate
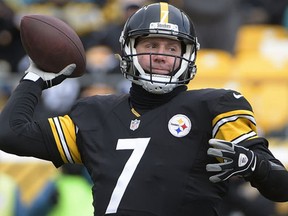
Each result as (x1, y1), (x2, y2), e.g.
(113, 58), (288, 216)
(105, 138), (150, 214)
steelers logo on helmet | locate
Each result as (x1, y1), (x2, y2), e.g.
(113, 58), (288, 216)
(168, 114), (191, 137)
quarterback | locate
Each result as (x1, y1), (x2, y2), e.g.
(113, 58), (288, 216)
(0, 2), (287, 216)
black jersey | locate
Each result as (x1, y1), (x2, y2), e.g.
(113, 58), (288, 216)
(39, 88), (258, 216)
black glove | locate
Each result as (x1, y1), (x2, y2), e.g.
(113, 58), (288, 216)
(206, 139), (257, 183)
(22, 58), (76, 89)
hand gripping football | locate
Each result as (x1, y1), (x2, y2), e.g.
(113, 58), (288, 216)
(20, 14), (86, 77)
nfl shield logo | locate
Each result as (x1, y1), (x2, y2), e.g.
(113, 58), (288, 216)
(130, 119), (140, 131)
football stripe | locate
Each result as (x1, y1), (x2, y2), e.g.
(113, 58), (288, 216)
(53, 117), (74, 163)
(212, 110), (257, 139)
(232, 131), (257, 144)
(58, 115), (82, 163)
(212, 111), (255, 135)
(48, 118), (68, 163)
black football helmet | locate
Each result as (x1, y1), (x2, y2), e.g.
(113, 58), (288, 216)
(119, 2), (200, 94)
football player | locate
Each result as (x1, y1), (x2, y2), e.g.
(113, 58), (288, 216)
(0, 2), (287, 216)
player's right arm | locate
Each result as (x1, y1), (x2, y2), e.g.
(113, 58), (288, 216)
(0, 61), (76, 166)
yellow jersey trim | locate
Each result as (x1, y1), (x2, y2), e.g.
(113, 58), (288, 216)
(212, 110), (257, 143)
(48, 115), (82, 164)
(131, 107), (141, 117)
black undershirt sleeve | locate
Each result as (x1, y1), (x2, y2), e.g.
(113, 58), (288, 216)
(243, 138), (288, 202)
(0, 80), (62, 166)
(251, 158), (288, 202)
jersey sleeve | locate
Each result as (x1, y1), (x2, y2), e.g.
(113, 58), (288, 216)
(0, 80), (76, 167)
(208, 90), (288, 201)
(47, 115), (82, 164)
(211, 90), (258, 143)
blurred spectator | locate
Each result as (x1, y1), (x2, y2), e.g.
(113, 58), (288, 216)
(16, 0), (107, 38)
(27, 164), (93, 216)
(22, 0), (107, 6)
(169, 0), (285, 52)
(79, 44), (125, 90)
(241, 0), (288, 24)
(170, 0), (244, 54)
(0, 0), (26, 73)
(41, 78), (81, 114)
(0, 172), (27, 216)
(83, 0), (144, 53)
(0, 64), (19, 112)
(80, 83), (116, 98)
(79, 1), (143, 93)
(282, 4), (288, 29)
(31, 77), (81, 118)
(0, 72), (11, 112)
(86, 45), (119, 76)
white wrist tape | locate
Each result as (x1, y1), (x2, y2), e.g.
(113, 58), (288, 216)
(23, 72), (41, 82)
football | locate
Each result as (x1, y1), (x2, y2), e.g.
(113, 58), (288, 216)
(20, 14), (86, 77)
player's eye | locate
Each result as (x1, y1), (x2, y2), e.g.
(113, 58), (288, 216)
(145, 43), (156, 49)
(169, 47), (177, 52)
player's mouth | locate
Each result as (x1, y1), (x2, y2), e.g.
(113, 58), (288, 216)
(151, 68), (170, 75)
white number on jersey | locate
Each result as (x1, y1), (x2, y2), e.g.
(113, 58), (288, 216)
(105, 138), (150, 214)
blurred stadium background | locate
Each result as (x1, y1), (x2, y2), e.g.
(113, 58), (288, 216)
(1, 0), (288, 215)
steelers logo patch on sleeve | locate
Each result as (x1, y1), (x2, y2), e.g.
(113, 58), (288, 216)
(168, 114), (191, 137)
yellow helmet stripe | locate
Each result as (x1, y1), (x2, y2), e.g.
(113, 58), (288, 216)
(160, 2), (169, 23)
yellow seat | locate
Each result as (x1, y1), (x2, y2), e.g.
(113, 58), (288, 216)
(232, 36), (288, 134)
(188, 49), (234, 90)
(232, 52), (288, 81)
(234, 81), (288, 134)
(0, 162), (57, 205)
(235, 24), (288, 55)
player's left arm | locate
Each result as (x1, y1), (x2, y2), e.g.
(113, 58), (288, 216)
(206, 90), (288, 202)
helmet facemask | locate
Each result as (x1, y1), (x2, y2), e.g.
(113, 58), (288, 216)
(119, 2), (199, 94)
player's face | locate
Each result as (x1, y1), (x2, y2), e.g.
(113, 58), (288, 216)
(135, 37), (182, 75)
